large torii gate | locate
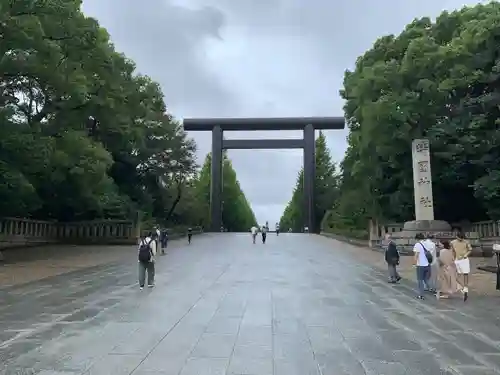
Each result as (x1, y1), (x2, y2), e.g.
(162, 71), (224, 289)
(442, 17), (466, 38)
(183, 117), (345, 232)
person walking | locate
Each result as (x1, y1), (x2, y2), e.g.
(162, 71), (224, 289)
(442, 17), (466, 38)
(384, 233), (401, 283)
(451, 231), (472, 301)
(423, 233), (438, 293)
(250, 226), (258, 244)
(275, 222), (280, 236)
(436, 240), (463, 300)
(261, 224), (268, 244)
(187, 227), (193, 244)
(414, 233), (432, 299)
(160, 229), (168, 255)
(138, 231), (157, 289)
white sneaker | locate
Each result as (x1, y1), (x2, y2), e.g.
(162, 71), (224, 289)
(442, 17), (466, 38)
(140, 287), (144, 290)
(148, 284), (154, 288)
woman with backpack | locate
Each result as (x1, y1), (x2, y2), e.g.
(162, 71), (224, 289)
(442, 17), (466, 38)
(138, 231), (157, 289)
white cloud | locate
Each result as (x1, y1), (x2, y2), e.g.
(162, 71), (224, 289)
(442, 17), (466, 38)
(82, 0), (484, 224)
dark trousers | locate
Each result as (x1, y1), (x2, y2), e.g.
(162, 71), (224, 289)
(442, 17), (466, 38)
(139, 261), (155, 287)
(388, 263), (400, 281)
(262, 233), (267, 243)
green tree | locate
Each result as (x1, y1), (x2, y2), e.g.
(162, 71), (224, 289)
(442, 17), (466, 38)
(328, 2), (500, 235)
(0, 0), (199, 227)
(195, 153), (257, 231)
(279, 169), (304, 232)
(279, 132), (339, 233)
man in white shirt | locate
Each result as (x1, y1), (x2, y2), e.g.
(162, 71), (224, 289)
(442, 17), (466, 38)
(423, 233), (438, 293)
(138, 231), (157, 289)
(414, 233), (431, 299)
(250, 226), (258, 244)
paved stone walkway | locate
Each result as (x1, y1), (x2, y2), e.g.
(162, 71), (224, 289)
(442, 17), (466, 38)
(1, 234), (500, 375)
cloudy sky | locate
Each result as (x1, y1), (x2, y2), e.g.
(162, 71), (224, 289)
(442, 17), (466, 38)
(82, 0), (484, 225)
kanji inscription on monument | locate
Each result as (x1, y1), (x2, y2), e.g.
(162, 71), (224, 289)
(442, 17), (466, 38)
(412, 139), (434, 220)
(418, 161), (429, 173)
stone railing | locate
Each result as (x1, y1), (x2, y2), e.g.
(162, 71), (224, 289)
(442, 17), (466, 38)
(0, 218), (137, 250)
(139, 226), (204, 240)
(368, 220), (487, 255)
(55, 220), (136, 245)
(322, 218), (500, 257)
(0, 217), (204, 250)
(368, 232), (482, 255)
(1, 218), (58, 249)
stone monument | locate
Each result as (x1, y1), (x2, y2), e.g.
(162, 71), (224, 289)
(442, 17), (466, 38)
(403, 139), (451, 232)
(388, 139), (451, 251)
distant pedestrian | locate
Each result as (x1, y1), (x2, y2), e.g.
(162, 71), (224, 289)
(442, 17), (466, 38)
(275, 223), (280, 236)
(261, 225), (268, 244)
(250, 226), (258, 244)
(187, 227), (193, 244)
(384, 233), (401, 283)
(138, 231), (156, 289)
(451, 231), (472, 301)
(414, 233), (432, 299)
(160, 229), (168, 255)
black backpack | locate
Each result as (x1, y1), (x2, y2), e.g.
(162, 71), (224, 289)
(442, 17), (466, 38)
(420, 243), (433, 264)
(138, 239), (152, 262)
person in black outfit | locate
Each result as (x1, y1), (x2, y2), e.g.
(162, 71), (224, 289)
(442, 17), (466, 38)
(385, 233), (401, 283)
(160, 229), (168, 255)
(261, 225), (267, 244)
(187, 227), (193, 244)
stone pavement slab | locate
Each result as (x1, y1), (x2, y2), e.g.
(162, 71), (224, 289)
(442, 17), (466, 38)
(1, 233), (500, 374)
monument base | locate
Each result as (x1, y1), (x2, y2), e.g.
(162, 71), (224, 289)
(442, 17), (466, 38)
(391, 220), (453, 255)
(402, 220), (452, 232)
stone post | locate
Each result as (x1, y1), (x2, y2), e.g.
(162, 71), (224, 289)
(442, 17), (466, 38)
(368, 219), (379, 248)
(210, 125), (223, 232)
(398, 138), (450, 236)
(412, 139), (434, 221)
(303, 123), (315, 232)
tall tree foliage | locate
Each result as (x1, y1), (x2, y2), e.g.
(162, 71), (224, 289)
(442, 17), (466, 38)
(327, 2), (500, 233)
(0, 0), (197, 224)
(279, 132), (339, 233)
(195, 153), (257, 231)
